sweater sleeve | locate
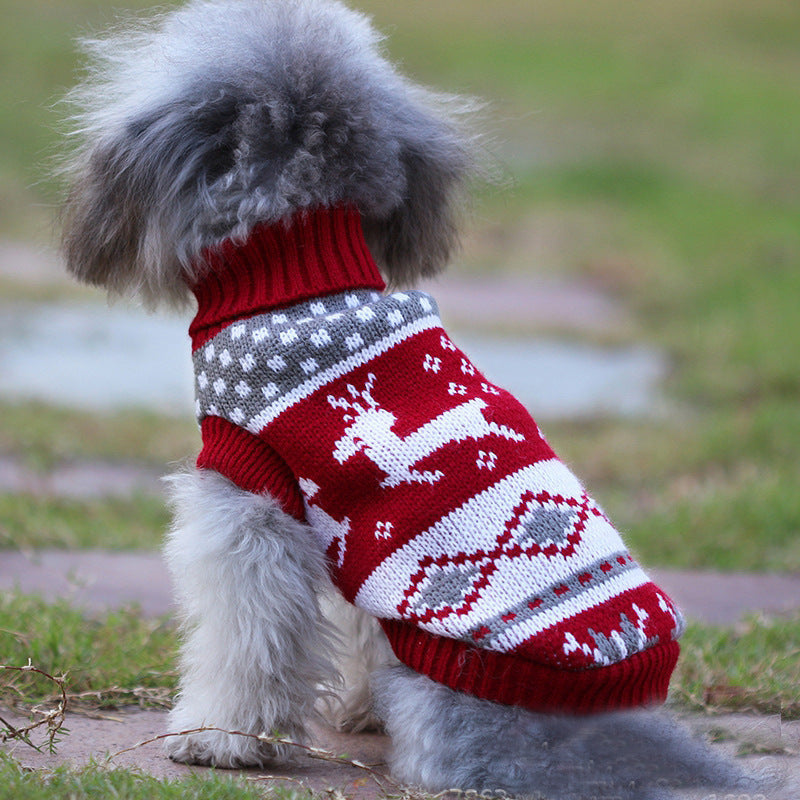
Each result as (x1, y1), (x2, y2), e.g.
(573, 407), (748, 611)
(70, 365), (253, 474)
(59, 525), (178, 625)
(197, 415), (305, 520)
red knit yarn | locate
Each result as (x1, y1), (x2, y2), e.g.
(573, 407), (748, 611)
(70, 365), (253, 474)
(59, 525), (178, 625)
(189, 207), (386, 348)
(191, 206), (384, 516)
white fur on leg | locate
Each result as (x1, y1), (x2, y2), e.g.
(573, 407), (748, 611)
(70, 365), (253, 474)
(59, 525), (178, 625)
(163, 468), (339, 768)
(318, 589), (397, 732)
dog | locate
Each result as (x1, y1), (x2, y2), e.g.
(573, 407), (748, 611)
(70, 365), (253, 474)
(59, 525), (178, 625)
(59, 1), (765, 797)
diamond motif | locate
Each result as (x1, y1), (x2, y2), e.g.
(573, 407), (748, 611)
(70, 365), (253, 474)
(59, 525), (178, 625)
(411, 564), (482, 613)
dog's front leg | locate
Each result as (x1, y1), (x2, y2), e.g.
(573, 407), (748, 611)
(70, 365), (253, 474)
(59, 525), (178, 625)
(162, 468), (338, 768)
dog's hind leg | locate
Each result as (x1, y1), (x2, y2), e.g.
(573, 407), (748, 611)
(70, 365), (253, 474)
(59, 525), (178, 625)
(374, 665), (765, 800)
(162, 468), (339, 768)
(318, 590), (397, 733)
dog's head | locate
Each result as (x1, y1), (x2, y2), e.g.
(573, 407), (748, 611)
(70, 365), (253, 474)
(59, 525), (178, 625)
(60, 0), (481, 307)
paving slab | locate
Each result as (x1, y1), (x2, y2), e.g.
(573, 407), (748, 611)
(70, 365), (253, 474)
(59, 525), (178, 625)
(1, 241), (628, 335)
(1, 708), (393, 800)
(2, 550), (798, 626)
(2, 705), (798, 799)
(0, 456), (163, 500)
(0, 550), (175, 618)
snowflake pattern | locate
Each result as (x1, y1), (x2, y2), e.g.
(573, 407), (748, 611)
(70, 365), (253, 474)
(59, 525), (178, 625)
(193, 289), (440, 434)
(476, 450), (497, 470)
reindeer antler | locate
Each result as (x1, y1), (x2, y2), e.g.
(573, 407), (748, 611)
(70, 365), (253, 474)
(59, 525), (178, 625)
(327, 374), (379, 421)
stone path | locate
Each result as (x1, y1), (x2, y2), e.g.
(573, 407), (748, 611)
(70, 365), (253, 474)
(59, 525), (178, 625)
(1, 243), (665, 419)
(3, 549), (800, 626)
(2, 703), (795, 800)
(2, 708), (393, 800)
(0, 456), (163, 500)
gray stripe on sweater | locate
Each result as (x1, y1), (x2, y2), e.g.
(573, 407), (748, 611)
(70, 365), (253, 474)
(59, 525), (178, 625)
(194, 290), (440, 432)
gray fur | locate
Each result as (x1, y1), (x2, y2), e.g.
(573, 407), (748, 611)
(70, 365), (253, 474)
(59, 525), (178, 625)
(60, 0), (480, 306)
(373, 665), (766, 800)
(163, 467), (340, 767)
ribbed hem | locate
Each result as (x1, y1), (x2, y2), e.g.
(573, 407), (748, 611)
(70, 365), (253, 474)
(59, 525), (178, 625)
(381, 618), (679, 713)
(189, 207), (386, 348)
(197, 416), (305, 520)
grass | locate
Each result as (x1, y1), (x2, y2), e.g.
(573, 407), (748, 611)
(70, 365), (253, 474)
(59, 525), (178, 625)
(0, 401), (198, 472)
(673, 612), (800, 719)
(0, 594), (176, 708)
(0, 493), (167, 550)
(0, 0), (179, 241)
(0, 755), (285, 800)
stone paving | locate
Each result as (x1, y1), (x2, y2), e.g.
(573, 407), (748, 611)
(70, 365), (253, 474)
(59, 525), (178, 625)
(3, 549), (800, 627)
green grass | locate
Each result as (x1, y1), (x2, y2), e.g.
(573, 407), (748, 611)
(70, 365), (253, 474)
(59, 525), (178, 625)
(0, 755), (284, 800)
(673, 612), (800, 719)
(0, 493), (167, 550)
(0, 401), (198, 472)
(0, 594), (176, 707)
(0, 0), (180, 240)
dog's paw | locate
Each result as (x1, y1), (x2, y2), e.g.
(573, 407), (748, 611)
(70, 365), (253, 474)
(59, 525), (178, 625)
(164, 726), (292, 769)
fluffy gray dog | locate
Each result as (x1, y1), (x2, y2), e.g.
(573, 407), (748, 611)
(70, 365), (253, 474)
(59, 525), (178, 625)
(60, 2), (765, 797)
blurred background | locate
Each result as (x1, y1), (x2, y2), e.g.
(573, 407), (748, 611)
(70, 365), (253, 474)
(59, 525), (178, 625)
(0, 0), (798, 718)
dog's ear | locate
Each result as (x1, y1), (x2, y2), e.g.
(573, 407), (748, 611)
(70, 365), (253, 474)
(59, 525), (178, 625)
(361, 92), (478, 287)
(61, 82), (244, 307)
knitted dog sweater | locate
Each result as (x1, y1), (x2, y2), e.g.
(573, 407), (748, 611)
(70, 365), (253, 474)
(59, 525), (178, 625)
(189, 207), (685, 714)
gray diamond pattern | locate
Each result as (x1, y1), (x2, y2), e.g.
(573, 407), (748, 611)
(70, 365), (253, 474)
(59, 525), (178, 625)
(516, 505), (577, 548)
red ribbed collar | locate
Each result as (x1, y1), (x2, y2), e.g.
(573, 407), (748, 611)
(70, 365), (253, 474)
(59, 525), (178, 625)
(188, 207), (386, 348)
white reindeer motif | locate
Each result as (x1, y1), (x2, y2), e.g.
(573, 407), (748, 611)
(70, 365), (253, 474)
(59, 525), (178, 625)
(328, 374), (525, 488)
(298, 477), (349, 566)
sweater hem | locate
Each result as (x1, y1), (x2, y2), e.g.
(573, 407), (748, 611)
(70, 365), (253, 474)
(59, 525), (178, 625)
(381, 618), (679, 713)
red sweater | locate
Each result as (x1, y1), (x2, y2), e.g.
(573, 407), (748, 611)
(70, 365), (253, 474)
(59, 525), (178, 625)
(188, 207), (684, 714)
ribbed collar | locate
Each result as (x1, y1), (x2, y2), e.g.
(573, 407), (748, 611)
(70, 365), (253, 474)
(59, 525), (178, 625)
(188, 207), (386, 348)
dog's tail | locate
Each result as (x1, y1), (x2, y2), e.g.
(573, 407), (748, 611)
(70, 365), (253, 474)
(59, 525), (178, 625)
(60, 0), (483, 307)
